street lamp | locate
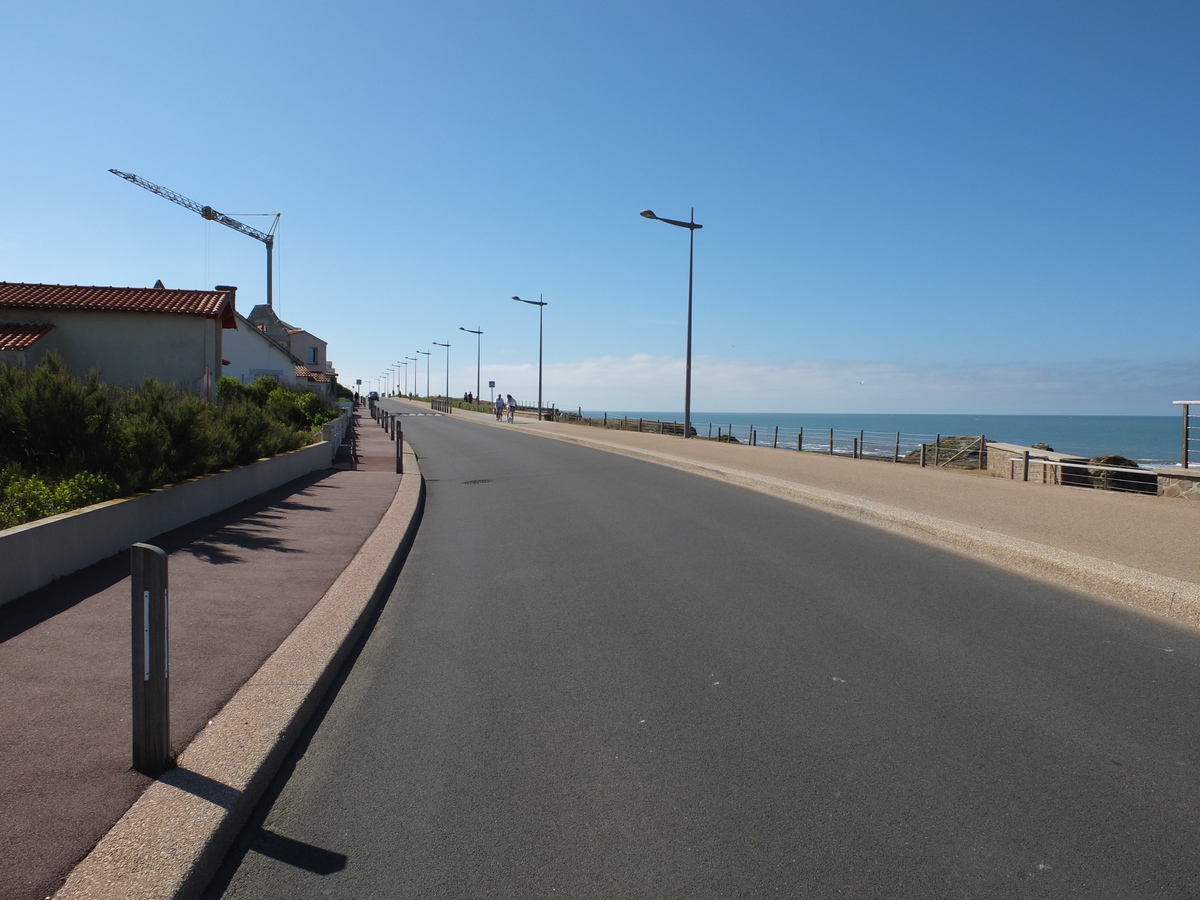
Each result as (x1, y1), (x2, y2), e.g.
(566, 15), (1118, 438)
(417, 350), (431, 398)
(459, 326), (483, 407)
(640, 208), (702, 439)
(406, 357), (418, 397)
(512, 295), (548, 420)
(433, 341), (451, 399)
(395, 361), (406, 396)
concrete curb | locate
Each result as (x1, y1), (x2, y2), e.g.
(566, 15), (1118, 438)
(501, 426), (1200, 628)
(53, 445), (424, 900)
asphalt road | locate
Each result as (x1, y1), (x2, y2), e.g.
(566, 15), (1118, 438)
(207, 412), (1200, 899)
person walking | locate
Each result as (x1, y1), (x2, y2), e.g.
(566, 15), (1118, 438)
(506, 393), (516, 424)
(494, 393), (505, 421)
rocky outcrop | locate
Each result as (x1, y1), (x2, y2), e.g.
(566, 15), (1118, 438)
(1088, 455), (1157, 494)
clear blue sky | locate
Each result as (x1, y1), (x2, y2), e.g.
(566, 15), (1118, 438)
(2, 1), (1196, 415)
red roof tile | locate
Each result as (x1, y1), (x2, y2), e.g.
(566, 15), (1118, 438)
(295, 364), (329, 383)
(0, 283), (236, 329)
(0, 322), (54, 351)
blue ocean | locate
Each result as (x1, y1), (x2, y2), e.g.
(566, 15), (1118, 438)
(581, 411), (1186, 468)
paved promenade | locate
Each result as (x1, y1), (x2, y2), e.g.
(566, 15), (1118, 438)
(0, 405), (407, 900)
(3, 397), (1198, 899)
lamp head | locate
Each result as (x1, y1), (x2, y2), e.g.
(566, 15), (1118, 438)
(639, 209), (657, 220)
(512, 296), (522, 301)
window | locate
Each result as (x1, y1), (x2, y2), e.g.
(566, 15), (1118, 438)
(307, 347), (317, 364)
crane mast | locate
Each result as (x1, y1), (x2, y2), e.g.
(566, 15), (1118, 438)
(110, 169), (280, 308)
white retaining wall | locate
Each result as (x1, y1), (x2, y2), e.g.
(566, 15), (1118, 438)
(0, 414), (349, 607)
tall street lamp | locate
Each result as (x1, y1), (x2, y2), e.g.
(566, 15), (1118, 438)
(395, 361), (407, 396)
(459, 326), (483, 407)
(512, 295), (548, 420)
(417, 350), (431, 398)
(640, 208), (702, 439)
(433, 341), (451, 399)
(406, 357), (418, 397)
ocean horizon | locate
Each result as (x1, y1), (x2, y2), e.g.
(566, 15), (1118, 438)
(579, 410), (1186, 468)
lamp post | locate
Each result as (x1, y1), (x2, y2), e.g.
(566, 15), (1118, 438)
(433, 341), (451, 399)
(406, 357), (418, 397)
(640, 208), (702, 439)
(459, 326), (483, 408)
(512, 295), (548, 420)
(417, 350), (431, 398)
(395, 361), (406, 396)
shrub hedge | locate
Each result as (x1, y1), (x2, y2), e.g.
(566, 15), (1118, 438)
(0, 355), (342, 529)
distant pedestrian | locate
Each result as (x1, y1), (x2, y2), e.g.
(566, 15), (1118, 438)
(506, 393), (516, 423)
(495, 394), (505, 421)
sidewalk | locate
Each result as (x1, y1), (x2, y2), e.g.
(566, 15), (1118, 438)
(448, 402), (1200, 622)
(0, 405), (413, 900)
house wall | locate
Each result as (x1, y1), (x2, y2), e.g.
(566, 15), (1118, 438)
(222, 314), (302, 387)
(291, 329), (328, 373)
(1, 309), (221, 395)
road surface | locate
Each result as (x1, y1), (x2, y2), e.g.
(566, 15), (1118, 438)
(207, 411), (1200, 898)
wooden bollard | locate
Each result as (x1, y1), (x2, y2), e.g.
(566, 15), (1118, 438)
(396, 421), (404, 474)
(131, 543), (171, 775)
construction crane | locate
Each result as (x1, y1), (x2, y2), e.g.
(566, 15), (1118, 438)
(109, 169), (280, 308)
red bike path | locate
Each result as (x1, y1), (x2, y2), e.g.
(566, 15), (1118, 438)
(0, 405), (403, 900)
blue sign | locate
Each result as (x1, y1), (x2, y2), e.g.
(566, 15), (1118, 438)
(489, 380), (496, 388)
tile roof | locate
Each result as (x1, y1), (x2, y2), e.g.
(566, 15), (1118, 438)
(0, 283), (237, 329)
(295, 364), (329, 383)
(0, 322), (55, 351)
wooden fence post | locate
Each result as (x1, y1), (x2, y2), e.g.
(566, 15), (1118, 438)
(131, 543), (170, 776)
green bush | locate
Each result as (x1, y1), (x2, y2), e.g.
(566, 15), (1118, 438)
(0, 360), (340, 528)
(0, 353), (121, 479)
(0, 466), (119, 529)
(53, 471), (119, 510)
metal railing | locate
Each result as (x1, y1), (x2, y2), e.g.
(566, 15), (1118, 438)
(1008, 455), (1158, 495)
(579, 413), (695, 436)
(576, 414), (986, 469)
(1174, 401), (1199, 469)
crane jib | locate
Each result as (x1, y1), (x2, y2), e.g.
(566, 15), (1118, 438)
(110, 167), (279, 307)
